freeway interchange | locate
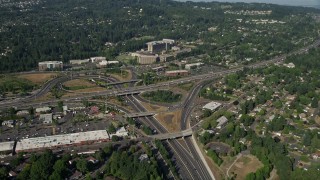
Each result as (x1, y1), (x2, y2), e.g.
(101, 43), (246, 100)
(1, 38), (320, 179)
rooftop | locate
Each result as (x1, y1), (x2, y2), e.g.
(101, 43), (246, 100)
(38, 61), (63, 65)
(203, 101), (222, 111)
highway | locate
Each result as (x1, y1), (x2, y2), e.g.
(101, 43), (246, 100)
(0, 37), (320, 179)
(1, 37), (320, 110)
(108, 76), (207, 179)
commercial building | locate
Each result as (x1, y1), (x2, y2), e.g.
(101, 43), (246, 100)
(0, 141), (15, 153)
(185, 62), (204, 70)
(38, 61), (63, 71)
(90, 56), (106, 63)
(138, 54), (159, 64)
(69, 59), (90, 65)
(147, 39), (175, 53)
(36, 107), (51, 113)
(202, 101), (221, 111)
(131, 51), (159, 64)
(15, 130), (110, 152)
(165, 70), (189, 77)
(98, 60), (119, 67)
(159, 54), (174, 62)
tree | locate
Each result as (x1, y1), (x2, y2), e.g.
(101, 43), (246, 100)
(108, 123), (116, 134)
(303, 131), (312, 146)
(52, 159), (68, 178)
(112, 135), (120, 142)
(0, 167), (8, 180)
(17, 164), (31, 180)
(311, 97), (318, 108)
(240, 114), (255, 126)
(57, 101), (64, 112)
(9, 107), (16, 118)
(76, 159), (89, 174)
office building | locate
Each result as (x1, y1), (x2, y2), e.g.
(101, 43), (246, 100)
(38, 61), (63, 71)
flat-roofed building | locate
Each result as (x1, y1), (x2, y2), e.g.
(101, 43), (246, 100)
(165, 70), (189, 77)
(39, 113), (53, 124)
(15, 130), (110, 152)
(90, 56), (106, 63)
(70, 59), (90, 65)
(216, 116), (228, 129)
(138, 55), (159, 64)
(185, 62), (204, 70)
(147, 39), (175, 53)
(203, 101), (221, 111)
(159, 54), (174, 62)
(38, 61), (63, 71)
(2, 120), (14, 128)
(131, 51), (160, 64)
(36, 107), (51, 113)
(0, 141), (15, 153)
(98, 60), (120, 67)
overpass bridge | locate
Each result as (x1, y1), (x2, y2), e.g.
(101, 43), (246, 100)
(91, 78), (140, 86)
(125, 112), (156, 118)
(149, 129), (193, 140)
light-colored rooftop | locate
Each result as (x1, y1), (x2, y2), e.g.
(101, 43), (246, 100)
(16, 130), (110, 151)
(203, 101), (221, 111)
(165, 70), (189, 73)
(216, 116), (228, 129)
(38, 61), (63, 65)
(0, 141), (15, 152)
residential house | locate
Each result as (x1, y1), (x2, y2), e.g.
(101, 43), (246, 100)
(216, 116), (228, 129)
(2, 120), (14, 128)
(70, 171), (82, 180)
(39, 113), (53, 124)
(86, 157), (99, 164)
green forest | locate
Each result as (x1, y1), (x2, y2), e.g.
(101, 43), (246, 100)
(0, 0), (320, 72)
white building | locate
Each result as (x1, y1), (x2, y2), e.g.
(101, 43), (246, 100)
(216, 116), (228, 129)
(16, 110), (29, 116)
(2, 120), (14, 128)
(39, 113), (53, 124)
(116, 126), (128, 137)
(38, 61), (63, 71)
(98, 60), (120, 67)
(69, 59), (90, 65)
(15, 130), (110, 152)
(185, 62), (204, 70)
(202, 101), (221, 111)
(284, 62), (295, 68)
(90, 57), (106, 62)
(36, 107), (51, 113)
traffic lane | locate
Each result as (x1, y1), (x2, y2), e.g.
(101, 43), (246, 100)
(167, 139), (204, 180)
(184, 137), (212, 180)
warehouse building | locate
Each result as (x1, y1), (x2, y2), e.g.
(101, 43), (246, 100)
(69, 59), (90, 65)
(185, 62), (204, 70)
(165, 70), (189, 77)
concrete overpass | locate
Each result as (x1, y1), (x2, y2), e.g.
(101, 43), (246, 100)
(125, 112), (156, 118)
(149, 129), (193, 140)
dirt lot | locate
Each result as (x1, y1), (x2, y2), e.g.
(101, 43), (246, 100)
(63, 79), (95, 87)
(155, 110), (181, 132)
(140, 101), (168, 113)
(17, 73), (57, 85)
(228, 155), (264, 180)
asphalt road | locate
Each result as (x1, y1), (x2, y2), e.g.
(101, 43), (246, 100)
(2, 37), (318, 111)
(1, 37), (320, 178)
